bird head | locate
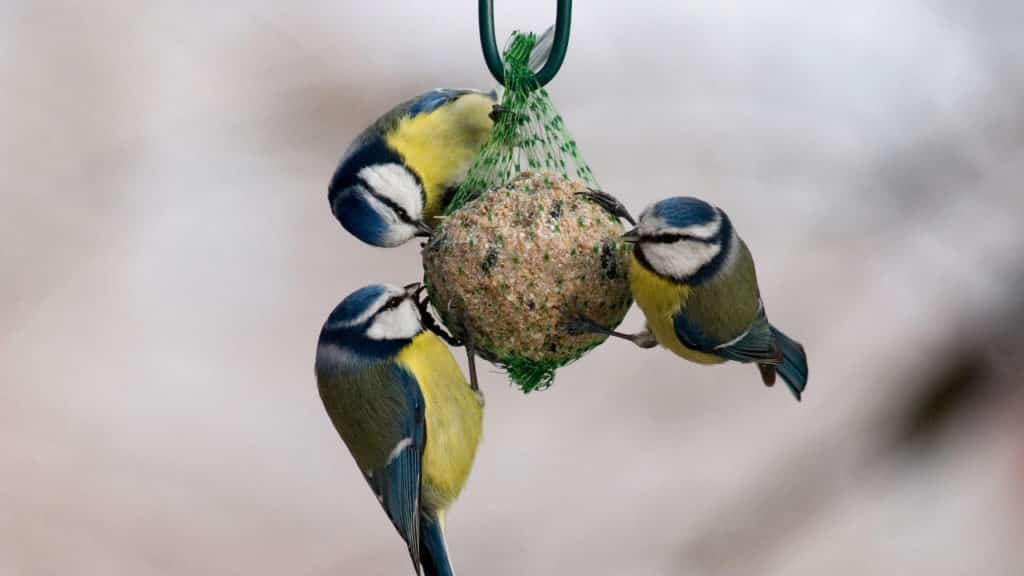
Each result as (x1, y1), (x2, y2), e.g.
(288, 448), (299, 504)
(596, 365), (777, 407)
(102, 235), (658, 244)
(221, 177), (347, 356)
(622, 197), (733, 283)
(329, 157), (431, 248)
(317, 283), (426, 365)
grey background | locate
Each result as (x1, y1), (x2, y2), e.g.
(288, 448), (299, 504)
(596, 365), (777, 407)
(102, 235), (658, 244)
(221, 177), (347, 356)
(3, 1), (1023, 574)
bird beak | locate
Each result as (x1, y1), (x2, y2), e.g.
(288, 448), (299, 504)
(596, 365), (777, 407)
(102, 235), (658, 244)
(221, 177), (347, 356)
(489, 104), (505, 122)
(621, 228), (641, 243)
(414, 221), (433, 237)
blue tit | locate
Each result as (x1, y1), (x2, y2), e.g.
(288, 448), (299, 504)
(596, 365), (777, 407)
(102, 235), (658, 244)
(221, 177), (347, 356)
(315, 283), (483, 576)
(328, 29), (555, 248)
(570, 197), (808, 401)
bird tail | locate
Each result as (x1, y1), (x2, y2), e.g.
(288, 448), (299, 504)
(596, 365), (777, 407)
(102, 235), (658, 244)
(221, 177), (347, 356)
(420, 512), (454, 576)
(770, 326), (808, 401)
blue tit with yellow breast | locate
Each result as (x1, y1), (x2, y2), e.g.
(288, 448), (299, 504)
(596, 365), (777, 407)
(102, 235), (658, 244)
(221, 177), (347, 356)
(569, 197), (808, 401)
(315, 283), (483, 576)
(328, 28), (555, 247)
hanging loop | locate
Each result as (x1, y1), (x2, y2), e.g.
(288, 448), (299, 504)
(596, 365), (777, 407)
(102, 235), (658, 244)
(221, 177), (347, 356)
(479, 0), (573, 87)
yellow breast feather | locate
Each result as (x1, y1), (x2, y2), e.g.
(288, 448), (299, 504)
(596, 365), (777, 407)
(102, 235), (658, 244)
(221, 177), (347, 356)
(397, 332), (483, 512)
(386, 94), (494, 222)
(629, 256), (723, 365)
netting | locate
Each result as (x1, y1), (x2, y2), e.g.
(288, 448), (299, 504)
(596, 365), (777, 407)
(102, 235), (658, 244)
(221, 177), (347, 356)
(426, 30), (629, 393)
(446, 32), (598, 214)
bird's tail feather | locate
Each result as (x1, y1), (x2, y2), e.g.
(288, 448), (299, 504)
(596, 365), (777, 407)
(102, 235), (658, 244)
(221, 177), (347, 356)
(420, 512), (454, 576)
(771, 326), (808, 401)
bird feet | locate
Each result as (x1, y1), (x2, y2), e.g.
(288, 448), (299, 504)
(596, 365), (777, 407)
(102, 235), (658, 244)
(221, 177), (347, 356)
(576, 189), (637, 225)
(559, 309), (657, 349)
(412, 287), (482, 394)
(413, 287), (464, 347)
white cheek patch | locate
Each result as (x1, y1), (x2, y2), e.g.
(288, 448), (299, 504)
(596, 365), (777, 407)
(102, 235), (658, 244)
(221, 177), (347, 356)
(356, 192), (417, 247)
(366, 300), (422, 341)
(362, 193), (399, 225)
(358, 163), (424, 220)
(380, 222), (417, 248)
(641, 240), (721, 279)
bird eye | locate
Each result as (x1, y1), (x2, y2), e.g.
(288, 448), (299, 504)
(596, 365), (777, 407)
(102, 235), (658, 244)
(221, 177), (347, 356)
(382, 296), (404, 311)
(652, 233), (697, 243)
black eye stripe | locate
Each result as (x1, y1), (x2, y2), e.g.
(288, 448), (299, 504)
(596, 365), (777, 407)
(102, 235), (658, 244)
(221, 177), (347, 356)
(358, 177), (416, 224)
(378, 296), (405, 313)
(376, 195), (411, 222)
(642, 233), (713, 244)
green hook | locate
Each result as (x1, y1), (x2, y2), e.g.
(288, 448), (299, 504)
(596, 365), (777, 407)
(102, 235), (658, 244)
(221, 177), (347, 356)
(479, 0), (573, 87)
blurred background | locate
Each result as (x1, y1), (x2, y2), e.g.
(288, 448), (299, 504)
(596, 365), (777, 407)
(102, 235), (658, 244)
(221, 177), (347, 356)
(3, 1), (1023, 574)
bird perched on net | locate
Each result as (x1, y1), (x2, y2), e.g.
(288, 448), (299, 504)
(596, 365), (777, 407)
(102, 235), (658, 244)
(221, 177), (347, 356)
(568, 196), (808, 400)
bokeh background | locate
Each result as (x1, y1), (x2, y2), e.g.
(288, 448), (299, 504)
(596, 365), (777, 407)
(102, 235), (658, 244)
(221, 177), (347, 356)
(3, 1), (1023, 574)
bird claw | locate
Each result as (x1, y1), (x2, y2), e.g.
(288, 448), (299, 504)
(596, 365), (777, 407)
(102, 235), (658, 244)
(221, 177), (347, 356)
(559, 307), (602, 336)
(462, 323), (480, 393)
(576, 189), (637, 225)
(413, 288), (464, 347)
(560, 307), (658, 349)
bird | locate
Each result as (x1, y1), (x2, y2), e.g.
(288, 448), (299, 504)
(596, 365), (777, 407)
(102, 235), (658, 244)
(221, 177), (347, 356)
(315, 282), (484, 575)
(327, 28), (555, 247)
(567, 197), (808, 401)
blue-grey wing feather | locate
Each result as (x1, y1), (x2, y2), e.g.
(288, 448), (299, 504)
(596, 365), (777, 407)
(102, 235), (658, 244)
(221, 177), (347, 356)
(363, 365), (426, 569)
(406, 89), (476, 117)
(672, 302), (781, 364)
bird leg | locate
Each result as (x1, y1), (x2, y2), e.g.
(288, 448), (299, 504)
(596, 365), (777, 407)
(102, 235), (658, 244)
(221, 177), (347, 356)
(462, 322), (481, 393)
(576, 189), (637, 225)
(562, 312), (658, 349)
(412, 288), (482, 393)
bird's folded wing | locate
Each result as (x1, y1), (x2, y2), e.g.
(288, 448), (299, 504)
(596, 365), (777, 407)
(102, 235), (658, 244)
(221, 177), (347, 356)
(362, 365), (427, 569)
(407, 89), (477, 117)
(673, 303), (781, 364)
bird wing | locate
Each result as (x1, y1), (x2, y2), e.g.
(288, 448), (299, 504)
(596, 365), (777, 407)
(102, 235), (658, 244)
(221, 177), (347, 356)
(671, 238), (781, 364)
(346, 89), (488, 153)
(406, 89), (483, 117)
(673, 301), (781, 364)
(363, 364), (427, 570)
(317, 362), (427, 570)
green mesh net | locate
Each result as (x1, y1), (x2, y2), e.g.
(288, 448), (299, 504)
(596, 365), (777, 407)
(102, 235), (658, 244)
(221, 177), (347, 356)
(425, 31), (629, 393)
(446, 32), (598, 214)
